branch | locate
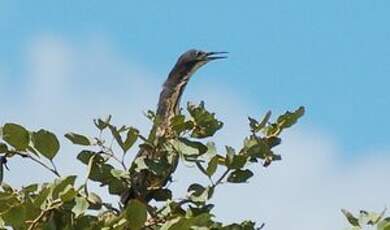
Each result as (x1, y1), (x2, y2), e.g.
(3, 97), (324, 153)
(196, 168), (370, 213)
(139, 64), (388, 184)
(12, 152), (61, 178)
(98, 151), (127, 170)
(97, 139), (127, 170)
(213, 168), (231, 188)
(26, 200), (62, 230)
(102, 202), (120, 215)
(28, 155), (61, 178)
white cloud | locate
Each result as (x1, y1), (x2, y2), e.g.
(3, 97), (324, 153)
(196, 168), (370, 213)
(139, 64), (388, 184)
(2, 35), (390, 230)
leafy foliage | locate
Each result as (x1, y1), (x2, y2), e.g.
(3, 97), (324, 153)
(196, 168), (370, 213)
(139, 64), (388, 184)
(342, 208), (390, 230)
(0, 103), (304, 229)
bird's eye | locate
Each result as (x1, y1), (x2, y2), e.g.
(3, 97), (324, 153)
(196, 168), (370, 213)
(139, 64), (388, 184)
(195, 51), (203, 57)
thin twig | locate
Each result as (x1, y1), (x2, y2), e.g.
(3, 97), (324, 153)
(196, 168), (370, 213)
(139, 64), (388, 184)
(25, 154), (60, 178)
(213, 168), (230, 188)
(109, 136), (115, 149)
(97, 139), (127, 170)
(50, 160), (60, 175)
(26, 200), (62, 230)
(102, 203), (120, 215)
(99, 151), (127, 170)
(120, 152), (126, 170)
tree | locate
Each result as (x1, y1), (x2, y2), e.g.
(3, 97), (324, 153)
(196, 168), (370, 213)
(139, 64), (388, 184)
(0, 101), (304, 229)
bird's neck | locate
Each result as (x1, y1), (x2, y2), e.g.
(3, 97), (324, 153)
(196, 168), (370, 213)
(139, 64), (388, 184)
(157, 67), (192, 118)
(154, 62), (199, 137)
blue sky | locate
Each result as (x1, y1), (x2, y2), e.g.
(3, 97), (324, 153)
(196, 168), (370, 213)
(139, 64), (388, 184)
(1, 1), (390, 229)
(2, 0), (390, 153)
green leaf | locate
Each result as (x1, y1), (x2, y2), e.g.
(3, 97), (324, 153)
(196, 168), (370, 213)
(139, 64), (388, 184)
(225, 146), (235, 167)
(248, 117), (259, 133)
(65, 132), (92, 146)
(76, 215), (101, 230)
(144, 110), (156, 121)
(32, 129), (60, 159)
(225, 146), (235, 155)
(225, 146), (247, 170)
(227, 169), (254, 183)
(265, 136), (282, 148)
(77, 151), (104, 165)
(87, 192), (102, 210)
(0, 143), (8, 153)
(21, 183), (38, 194)
(189, 213), (213, 226)
(123, 199), (147, 230)
(188, 101), (223, 138)
(122, 127), (139, 153)
(74, 215), (100, 230)
(93, 115), (112, 131)
(87, 161), (113, 183)
(374, 208), (388, 225)
(187, 184), (213, 203)
(169, 139), (203, 158)
(52, 175), (77, 200)
(144, 158), (171, 175)
(223, 220), (259, 230)
(2, 123), (29, 151)
(2, 203), (26, 228)
(264, 123), (280, 137)
(276, 106), (305, 130)
(0, 190), (19, 213)
(170, 114), (194, 134)
(357, 209), (387, 226)
(341, 209), (360, 227)
(245, 137), (272, 160)
(258, 110), (272, 131)
(85, 154), (97, 189)
(77, 152), (126, 195)
(226, 155), (247, 170)
(72, 196), (89, 217)
(1, 182), (14, 192)
(107, 179), (127, 195)
(23, 199), (41, 226)
(150, 189), (172, 202)
(111, 169), (130, 180)
(206, 156), (219, 176)
(160, 217), (188, 230)
(59, 185), (77, 202)
(161, 213), (213, 230)
(205, 142), (217, 158)
(27, 145), (40, 157)
(189, 204), (215, 217)
(178, 138), (208, 155)
(188, 183), (206, 197)
(33, 186), (51, 209)
(109, 125), (124, 149)
(378, 218), (390, 230)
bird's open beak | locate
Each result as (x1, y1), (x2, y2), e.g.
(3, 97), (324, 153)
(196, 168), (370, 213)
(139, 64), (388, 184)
(204, 51), (228, 61)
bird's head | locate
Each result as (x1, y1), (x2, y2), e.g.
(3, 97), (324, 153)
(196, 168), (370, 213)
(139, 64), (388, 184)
(176, 49), (227, 67)
(166, 49), (227, 84)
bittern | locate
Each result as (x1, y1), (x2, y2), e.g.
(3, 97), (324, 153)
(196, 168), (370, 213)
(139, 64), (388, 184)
(123, 49), (227, 204)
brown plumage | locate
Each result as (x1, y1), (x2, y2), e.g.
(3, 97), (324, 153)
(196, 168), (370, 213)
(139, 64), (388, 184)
(122, 49), (227, 204)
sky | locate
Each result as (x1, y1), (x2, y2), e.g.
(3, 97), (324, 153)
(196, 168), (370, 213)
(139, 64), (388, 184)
(1, 1), (390, 229)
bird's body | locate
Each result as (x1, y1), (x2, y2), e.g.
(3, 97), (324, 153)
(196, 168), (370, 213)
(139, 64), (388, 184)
(122, 49), (226, 204)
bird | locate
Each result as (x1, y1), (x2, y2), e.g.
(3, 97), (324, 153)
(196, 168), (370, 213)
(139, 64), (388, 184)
(122, 49), (227, 204)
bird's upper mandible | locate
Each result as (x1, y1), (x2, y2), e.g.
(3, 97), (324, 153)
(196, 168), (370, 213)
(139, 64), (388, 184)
(175, 49), (228, 66)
